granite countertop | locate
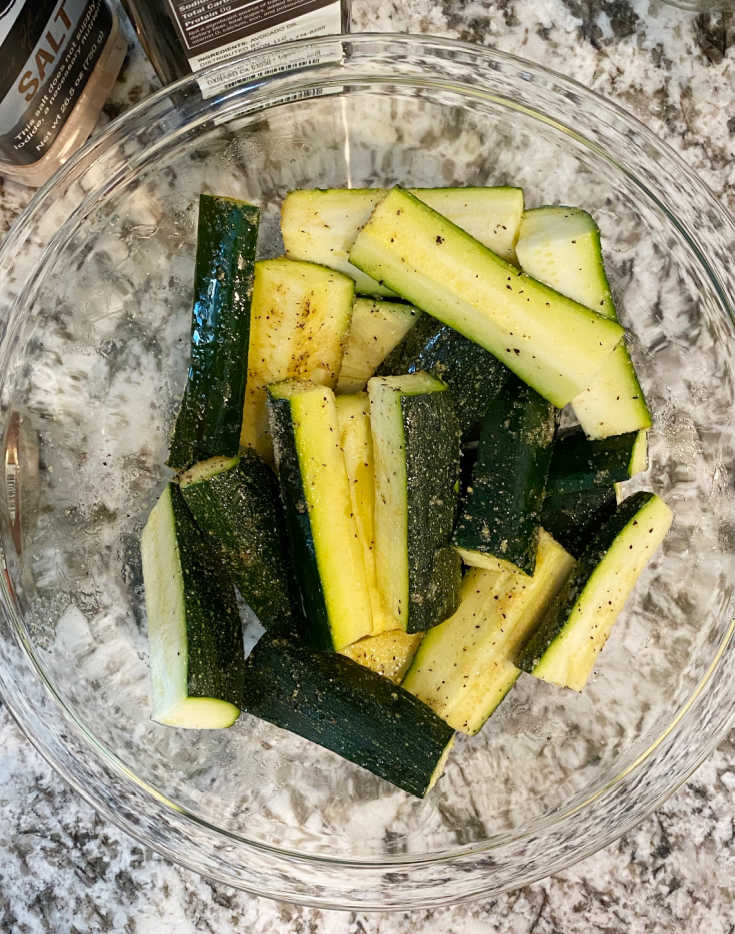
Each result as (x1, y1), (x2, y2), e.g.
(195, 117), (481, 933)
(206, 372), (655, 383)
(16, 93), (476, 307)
(0, 1), (733, 931)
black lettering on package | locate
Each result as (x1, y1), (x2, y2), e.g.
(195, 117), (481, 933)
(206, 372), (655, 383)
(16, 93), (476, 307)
(0, 1), (112, 165)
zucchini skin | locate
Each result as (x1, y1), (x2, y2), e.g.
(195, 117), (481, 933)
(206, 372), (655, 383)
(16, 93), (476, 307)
(540, 487), (617, 559)
(545, 427), (642, 498)
(516, 491), (658, 675)
(377, 316), (509, 436)
(168, 194), (259, 470)
(453, 375), (556, 576)
(426, 546), (464, 629)
(168, 483), (244, 704)
(539, 426), (642, 557)
(403, 390), (462, 632)
(267, 392), (331, 650)
(180, 452), (299, 631)
(240, 634), (455, 798)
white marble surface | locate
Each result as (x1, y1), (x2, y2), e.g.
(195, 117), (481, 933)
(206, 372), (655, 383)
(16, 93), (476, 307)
(0, 1), (733, 931)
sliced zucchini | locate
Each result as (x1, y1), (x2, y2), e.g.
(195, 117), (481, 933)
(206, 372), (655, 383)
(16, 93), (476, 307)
(540, 425), (649, 557)
(516, 491), (673, 690)
(335, 392), (398, 634)
(545, 426), (647, 499)
(628, 429), (649, 476)
(141, 483), (243, 728)
(614, 429), (650, 502)
(240, 633), (455, 798)
(402, 530), (574, 733)
(337, 298), (421, 393)
(453, 375), (556, 576)
(282, 189), (390, 296)
(267, 381), (373, 650)
(340, 630), (423, 683)
(515, 206), (651, 438)
(241, 258), (354, 463)
(368, 373), (462, 633)
(168, 194), (259, 471)
(281, 186), (524, 296)
(377, 315), (509, 437)
(415, 187), (524, 262)
(540, 487), (617, 559)
(424, 546), (464, 629)
(349, 189), (624, 408)
(179, 451), (297, 631)
(575, 357), (651, 441)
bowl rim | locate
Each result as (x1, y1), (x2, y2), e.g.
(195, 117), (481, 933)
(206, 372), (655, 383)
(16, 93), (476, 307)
(0, 31), (734, 909)
(2, 31), (734, 277)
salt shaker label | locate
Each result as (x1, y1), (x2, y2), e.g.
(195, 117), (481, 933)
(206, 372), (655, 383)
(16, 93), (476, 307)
(0, 0), (113, 165)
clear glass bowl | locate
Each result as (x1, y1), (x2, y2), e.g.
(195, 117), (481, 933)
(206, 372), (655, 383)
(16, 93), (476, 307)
(660, 1), (735, 9)
(0, 35), (733, 910)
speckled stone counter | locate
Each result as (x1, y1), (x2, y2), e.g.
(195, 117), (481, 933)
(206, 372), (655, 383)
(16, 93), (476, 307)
(0, 2), (733, 931)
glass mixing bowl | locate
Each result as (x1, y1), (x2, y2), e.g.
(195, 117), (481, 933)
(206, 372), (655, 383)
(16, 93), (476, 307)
(661, 1), (735, 9)
(0, 35), (733, 910)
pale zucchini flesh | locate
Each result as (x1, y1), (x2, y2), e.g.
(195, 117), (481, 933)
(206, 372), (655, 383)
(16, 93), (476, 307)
(368, 376), (427, 629)
(415, 187), (524, 262)
(281, 187), (524, 296)
(337, 298), (421, 393)
(268, 381), (373, 649)
(516, 206), (651, 438)
(350, 189), (624, 409)
(368, 372), (461, 633)
(178, 455), (239, 487)
(455, 547), (534, 578)
(281, 189), (392, 296)
(573, 346), (651, 439)
(241, 258), (354, 463)
(340, 630), (423, 683)
(403, 531), (574, 733)
(141, 484), (242, 729)
(335, 392), (399, 634)
(629, 428), (649, 475)
(515, 207), (616, 314)
(521, 493), (672, 691)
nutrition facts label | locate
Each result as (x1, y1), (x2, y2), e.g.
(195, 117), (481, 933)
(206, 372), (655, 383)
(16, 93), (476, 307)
(168, 0), (338, 51)
(166, 0), (343, 97)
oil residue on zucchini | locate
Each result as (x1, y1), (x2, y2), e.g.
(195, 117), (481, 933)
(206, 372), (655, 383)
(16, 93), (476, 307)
(140, 184), (672, 798)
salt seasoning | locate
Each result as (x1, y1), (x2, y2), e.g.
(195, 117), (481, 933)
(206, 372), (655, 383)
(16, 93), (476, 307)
(0, 0), (127, 187)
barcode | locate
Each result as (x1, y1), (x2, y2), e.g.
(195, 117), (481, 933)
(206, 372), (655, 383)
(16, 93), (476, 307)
(6, 463), (17, 524)
(214, 58), (323, 93)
